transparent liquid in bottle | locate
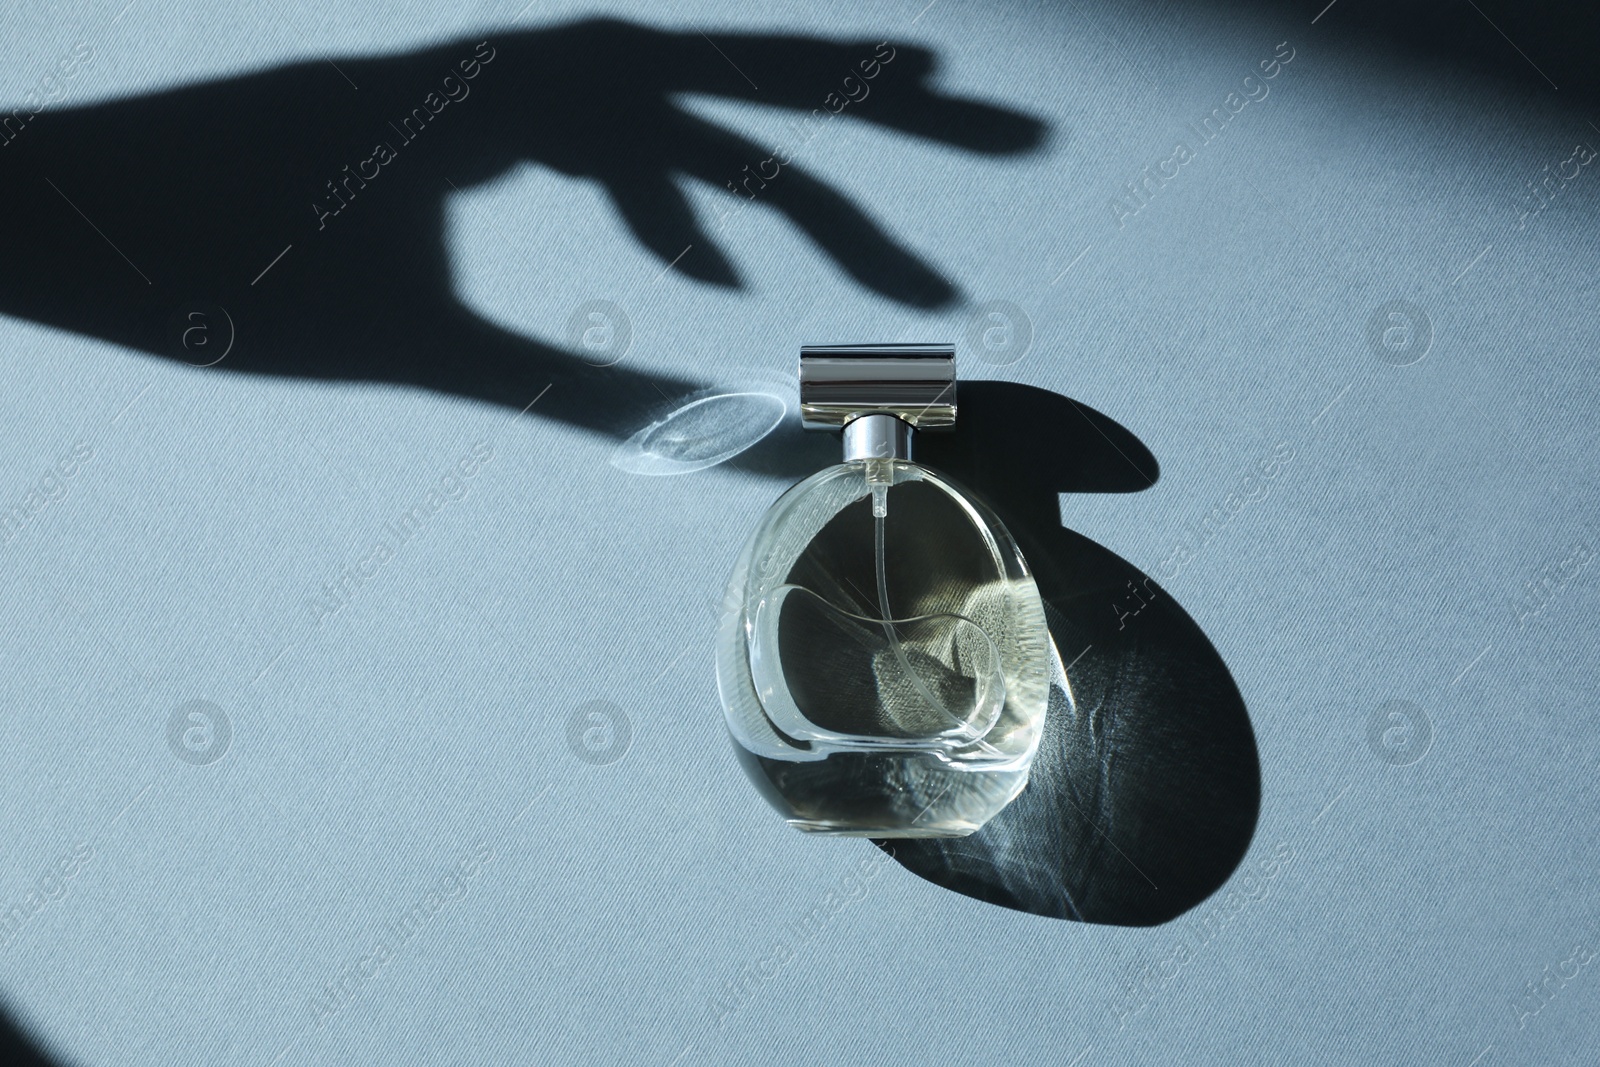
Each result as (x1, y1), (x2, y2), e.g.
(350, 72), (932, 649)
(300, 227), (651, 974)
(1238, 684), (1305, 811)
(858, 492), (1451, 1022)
(717, 457), (1051, 837)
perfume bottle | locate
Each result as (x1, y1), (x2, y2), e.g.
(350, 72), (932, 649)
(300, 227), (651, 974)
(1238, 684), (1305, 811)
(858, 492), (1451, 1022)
(716, 345), (1053, 837)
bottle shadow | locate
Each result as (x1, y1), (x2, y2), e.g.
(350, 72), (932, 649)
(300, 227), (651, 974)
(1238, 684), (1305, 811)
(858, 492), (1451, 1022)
(877, 381), (1261, 926)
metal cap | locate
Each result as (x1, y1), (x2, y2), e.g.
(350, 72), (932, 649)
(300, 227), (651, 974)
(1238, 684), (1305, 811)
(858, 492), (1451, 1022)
(799, 344), (957, 431)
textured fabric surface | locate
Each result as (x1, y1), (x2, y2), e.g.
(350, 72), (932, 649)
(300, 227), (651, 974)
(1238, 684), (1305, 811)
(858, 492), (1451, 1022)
(0, 1), (1596, 1065)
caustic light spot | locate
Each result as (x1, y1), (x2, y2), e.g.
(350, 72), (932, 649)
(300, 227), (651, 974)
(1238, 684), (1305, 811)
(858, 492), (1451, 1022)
(610, 389), (788, 475)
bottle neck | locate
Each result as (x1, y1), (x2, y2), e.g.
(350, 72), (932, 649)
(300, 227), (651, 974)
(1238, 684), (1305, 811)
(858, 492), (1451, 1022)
(842, 413), (912, 462)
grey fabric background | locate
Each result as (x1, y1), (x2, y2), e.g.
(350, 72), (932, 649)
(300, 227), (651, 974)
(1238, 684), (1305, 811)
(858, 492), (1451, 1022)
(0, 1), (1595, 1064)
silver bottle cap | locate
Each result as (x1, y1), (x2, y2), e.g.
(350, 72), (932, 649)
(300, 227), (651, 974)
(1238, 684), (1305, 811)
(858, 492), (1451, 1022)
(798, 344), (957, 432)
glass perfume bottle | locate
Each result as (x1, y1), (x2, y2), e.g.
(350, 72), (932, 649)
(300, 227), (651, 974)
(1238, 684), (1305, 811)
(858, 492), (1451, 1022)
(716, 344), (1053, 837)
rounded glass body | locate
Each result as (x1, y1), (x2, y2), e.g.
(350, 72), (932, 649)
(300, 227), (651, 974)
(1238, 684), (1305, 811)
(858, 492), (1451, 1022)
(717, 458), (1051, 837)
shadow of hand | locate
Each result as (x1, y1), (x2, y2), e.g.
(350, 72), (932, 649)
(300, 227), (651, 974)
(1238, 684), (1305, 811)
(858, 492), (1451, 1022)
(0, 19), (1045, 439)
